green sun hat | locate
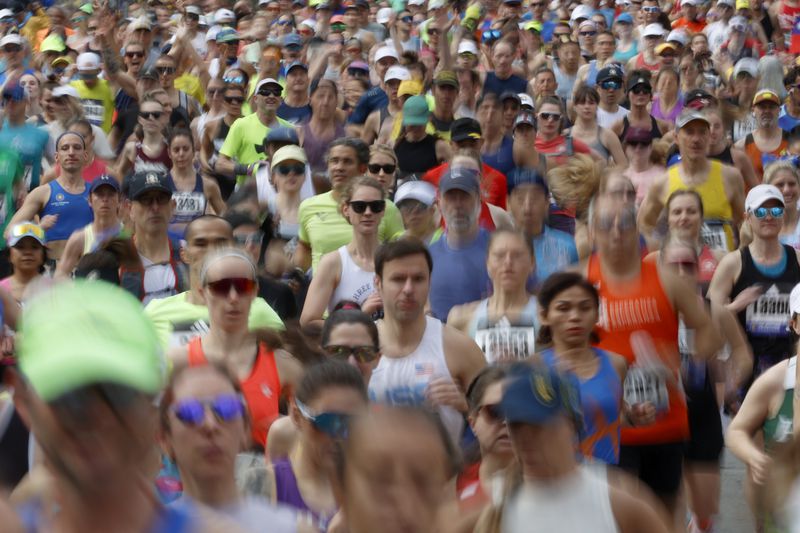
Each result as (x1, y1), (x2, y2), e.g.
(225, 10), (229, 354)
(40, 34), (66, 54)
(79, 3), (93, 15)
(18, 281), (166, 402)
(402, 95), (430, 126)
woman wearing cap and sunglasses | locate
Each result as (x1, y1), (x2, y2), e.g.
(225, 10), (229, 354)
(300, 177), (385, 328)
(158, 362), (300, 532)
(242, 360), (368, 531)
(0, 222), (46, 304)
(170, 248), (304, 449)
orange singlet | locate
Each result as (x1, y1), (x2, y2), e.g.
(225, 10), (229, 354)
(587, 255), (688, 446)
(187, 338), (282, 447)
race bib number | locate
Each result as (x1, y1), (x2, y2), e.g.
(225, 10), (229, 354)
(81, 98), (105, 127)
(701, 221), (729, 252)
(746, 286), (790, 336)
(474, 325), (536, 363)
(173, 191), (205, 218)
(623, 366), (669, 412)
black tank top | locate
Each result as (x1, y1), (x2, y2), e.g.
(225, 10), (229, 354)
(394, 134), (439, 176)
(710, 145), (734, 165)
(731, 244), (800, 379)
(619, 115), (662, 142)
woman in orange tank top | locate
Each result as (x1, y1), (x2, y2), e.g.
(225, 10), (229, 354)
(170, 248), (304, 449)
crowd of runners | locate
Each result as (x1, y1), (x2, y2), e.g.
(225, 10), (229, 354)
(3, 0), (800, 531)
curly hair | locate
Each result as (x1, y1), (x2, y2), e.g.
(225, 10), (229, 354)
(546, 154), (602, 221)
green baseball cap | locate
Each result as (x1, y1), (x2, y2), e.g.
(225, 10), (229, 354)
(402, 95), (430, 126)
(18, 281), (166, 402)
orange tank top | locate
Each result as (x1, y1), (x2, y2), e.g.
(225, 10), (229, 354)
(587, 254), (688, 446)
(187, 338), (282, 448)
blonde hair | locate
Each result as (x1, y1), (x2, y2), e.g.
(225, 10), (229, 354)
(199, 248), (257, 285)
(369, 144), (397, 165)
(547, 154), (602, 221)
(764, 160), (800, 186)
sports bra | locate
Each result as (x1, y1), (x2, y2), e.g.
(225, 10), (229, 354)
(619, 115), (662, 142)
(187, 338), (282, 448)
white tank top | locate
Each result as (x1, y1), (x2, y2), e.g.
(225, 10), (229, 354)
(368, 316), (464, 444)
(502, 464), (618, 533)
(328, 246), (375, 312)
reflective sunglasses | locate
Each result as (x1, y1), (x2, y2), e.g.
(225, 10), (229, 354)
(233, 232), (264, 246)
(479, 403), (502, 423)
(752, 206), (785, 219)
(401, 15), (413, 22)
(324, 344), (379, 363)
(600, 80), (621, 90)
(295, 398), (352, 440)
(643, 5), (659, 12)
(596, 210), (637, 231)
(171, 394), (245, 426)
(258, 88), (282, 97)
(538, 112), (561, 122)
(140, 111), (163, 120)
(348, 200), (385, 214)
(482, 29), (502, 43)
(368, 163), (396, 174)
(9, 222), (45, 242)
(275, 163), (305, 175)
(156, 66), (176, 75)
(223, 76), (244, 84)
(224, 96), (245, 104)
(126, 51), (145, 58)
(206, 277), (257, 296)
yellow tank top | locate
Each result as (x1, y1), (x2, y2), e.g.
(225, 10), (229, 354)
(666, 160), (735, 251)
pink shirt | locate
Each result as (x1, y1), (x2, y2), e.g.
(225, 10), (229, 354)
(624, 165), (664, 207)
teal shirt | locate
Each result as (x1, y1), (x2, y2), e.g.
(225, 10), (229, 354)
(0, 121), (50, 191)
(0, 148), (23, 248)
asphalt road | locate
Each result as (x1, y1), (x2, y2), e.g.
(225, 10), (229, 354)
(718, 447), (755, 533)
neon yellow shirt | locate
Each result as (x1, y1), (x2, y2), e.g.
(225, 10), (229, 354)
(69, 79), (114, 133)
(218, 112), (294, 182)
(144, 291), (284, 350)
(298, 191), (405, 271)
(175, 74), (205, 106)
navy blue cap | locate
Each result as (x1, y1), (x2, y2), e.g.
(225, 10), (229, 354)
(507, 168), (548, 195)
(286, 61), (308, 73)
(265, 126), (300, 145)
(283, 33), (303, 48)
(2, 82), (25, 102)
(439, 166), (480, 195)
(497, 365), (583, 428)
(89, 175), (121, 194)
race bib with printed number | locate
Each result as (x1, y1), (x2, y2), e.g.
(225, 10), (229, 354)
(474, 325), (536, 363)
(173, 191), (205, 220)
(746, 285), (790, 337)
(623, 366), (669, 412)
(701, 221), (729, 252)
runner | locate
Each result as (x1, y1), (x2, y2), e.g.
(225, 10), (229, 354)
(0, 222), (46, 304)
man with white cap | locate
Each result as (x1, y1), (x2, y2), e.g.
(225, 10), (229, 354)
(68, 52), (115, 133)
(704, 0), (735, 51)
(730, 57), (761, 142)
(362, 65), (410, 145)
(639, 110), (744, 252)
(345, 46), (398, 137)
(0, 33), (31, 87)
(456, 40), (479, 70)
(720, 15), (765, 63)
(710, 184), (800, 385)
(735, 89), (789, 180)
(672, 0), (707, 33)
(216, 78), (294, 184)
(626, 23), (665, 73)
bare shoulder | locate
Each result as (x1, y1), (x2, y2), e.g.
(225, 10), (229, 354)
(168, 345), (190, 367)
(447, 300), (480, 333)
(608, 481), (670, 533)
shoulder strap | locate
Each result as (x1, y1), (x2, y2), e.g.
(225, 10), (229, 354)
(565, 135), (574, 156)
(186, 337), (207, 366)
(745, 132), (755, 146)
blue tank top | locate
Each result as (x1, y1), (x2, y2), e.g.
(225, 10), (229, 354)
(482, 136), (515, 177)
(272, 458), (334, 530)
(541, 347), (622, 464)
(429, 228), (492, 321)
(40, 180), (93, 242)
(167, 172), (206, 233)
(586, 60), (599, 87)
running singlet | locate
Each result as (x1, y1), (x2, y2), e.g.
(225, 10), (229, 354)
(587, 255), (686, 446)
(469, 296), (539, 364)
(167, 173), (206, 232)
(764, 356), (796, 449)
(83, 222), (123, 254)
(744, 131), (789, 180)
(328, 246), (375, 312)
(666, 159), (735, 252)
(272, 458), (334, 529)
(39, 180), (93, 242)
(368, 316), (464, 444)
(187, 338), (282, 447)
(730, 245), (800, 377)
(542, 348), (622, 464)
(134, 140), (173, 176)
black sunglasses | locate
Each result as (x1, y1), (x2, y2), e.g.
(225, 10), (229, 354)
(368, 163), (396, 174)
(126, 51), (144, 58)
(275, 163), (305, 175)
(156, 66), (176, 75)
(258, 88), (282, 97)
(140, 111), (163, 120)
(539, 112), (561, 122)
(348, 200), (385, 214)
(224, 96), (244, 104)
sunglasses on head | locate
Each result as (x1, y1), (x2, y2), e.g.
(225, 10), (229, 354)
(171, 394), (245, 426)
(324, 344), (379, 363)
(295, 398), (351, 440)
(368, 163), (396, 174)
(259, 88), (282, 97)
(140, 111), (162, 120)
(600, 80), (621, 90)
(126, 51), (144, 58)
(539, 112), (561, 122)
(752, 206), (784, 219)
(348, 200), (385, 214)
(206, 277), (257, 296)
(224, 96), (245, 104)
(276, 162), (305, 175)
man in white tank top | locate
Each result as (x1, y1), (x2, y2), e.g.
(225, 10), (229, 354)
(495, 365), (671, 533)
(368, 239), (486, 445)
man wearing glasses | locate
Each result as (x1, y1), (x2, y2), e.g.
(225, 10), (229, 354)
(595, 65), (629, 129)
(217, 78), (294, 185)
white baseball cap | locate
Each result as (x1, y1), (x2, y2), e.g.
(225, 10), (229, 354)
(458, 40), (479, 55)
(394, 180), (436, 206)
(745, 184), (784, 212)
(0, 9), (13, 19)
(519, 93), (534, 109)
(408, 0), (425, 5)
(384, 65), (411, 82)
(570, 5), (594, 22)
(129, 15), (153, 31)
(376, 7), (393, 24)
(186, 5), (203, 16)
(215, 8), (236, 24)
(642, 23), (666, 37)
(374, 46), (399, 63)
(428, 0), (446, 9)
(76, 52), (102, 72)
(52, 85), (80, 99)
(666, 29), (688, 45)
(734, 57), (759, 77)
(0, 34), (23, 47)
(256, 77), (283, 93)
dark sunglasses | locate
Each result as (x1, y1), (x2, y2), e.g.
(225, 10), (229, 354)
(368, 163), (396, 174)
(630, 85), (651, 95)
(752, 206), (785, 219)
(206, 277), (257, 296)
(579, 31), (597, 37)
(50, 383), (141, 420)
(479, 403), (503, 423)
(275, 162), (305, 175)
(126, 51), (145, 58)
(224, 96), (245, 104)
(140, 111), (163, 120)
(667, 260), (698, 270)
(136, 193), (171, 206)
(186, 13), (200, 20)
(596, 210), (637, 232)
(348, 200), (385, 214)
(156, 66), (176, 75)
(626, 140), (651, 148)
(401, 15), (412, 22)
(600, 80), (621, 90)
(295, 398), (351, 440)
(347, 67), (368, 76)
(428, 28), (440, 35)
(538, 112), (561, 122)
(325, 344), (379, 363)
(2, 45), (20, 53)
(171, 394), (245, 426)
(258, 88), (282, 97)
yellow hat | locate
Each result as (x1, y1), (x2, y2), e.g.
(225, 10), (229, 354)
(753, 89), (781, 106)
(398, 79), (423, 98)
(736, 0), (749, 9)
(655, 42), (678, 56)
